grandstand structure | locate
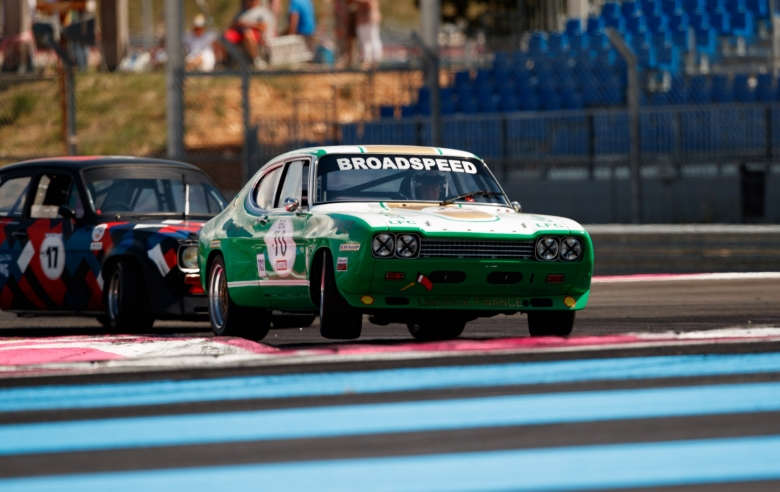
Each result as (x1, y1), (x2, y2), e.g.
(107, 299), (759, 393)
(300, 0), (779, 168)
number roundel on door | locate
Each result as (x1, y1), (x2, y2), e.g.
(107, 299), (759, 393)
(39, 235), (65, 280)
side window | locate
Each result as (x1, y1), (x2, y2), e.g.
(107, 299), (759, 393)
(253, 166), (283, 210)
(0, 176), (31, 218)
(30, 173), (81, 219)
(276, 160), (309, 207)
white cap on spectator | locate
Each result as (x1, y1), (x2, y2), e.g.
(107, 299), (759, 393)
(193, 14), (207, 28)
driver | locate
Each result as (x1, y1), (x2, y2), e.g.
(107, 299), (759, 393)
(411, 172), (447, 201)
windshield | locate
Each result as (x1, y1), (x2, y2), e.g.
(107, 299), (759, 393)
(83, 166), (227, 216)
(315, 154), (507, 205)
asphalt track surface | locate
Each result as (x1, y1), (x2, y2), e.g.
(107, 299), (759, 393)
(1, 277), (780, 490)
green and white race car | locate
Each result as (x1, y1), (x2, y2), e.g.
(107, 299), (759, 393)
(199, 145), (593, 341)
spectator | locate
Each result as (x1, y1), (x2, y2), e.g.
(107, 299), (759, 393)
(218, 0), (274, 69)
(355, 0), (381, 67)
(184, 14), (217, 71)
(285, 0), (316, 47)
(334, 0), (357, 68)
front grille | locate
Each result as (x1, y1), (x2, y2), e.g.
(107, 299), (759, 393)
(419, 240), (535, 259)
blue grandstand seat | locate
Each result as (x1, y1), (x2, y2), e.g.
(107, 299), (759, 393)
(513, 66), (531, 85)
(528, 31), (548, 54)
(601, 12), (627, 32)
(733, 74), (756, 102)
(400, 105), (417, 118)
(512, 51), (530, 67)
(646, 12), (670, 32)
(442, 99), (457, 115)
(746, 0), (768, 18)
(566, 18), (583, 36)
(731, 10), (755, 37)
(440, 87), (454, 102)
(652, 30), (673, 45)
(500, 95), (520, 113)
(709, 9), (732, 34)
(668, 83), (688, 104)
(622, 1), (642, 17)
(656, 43), (681, 73)
(690, 9), (709, 30)
(454, 71), (470, 87)
(756, 73), (774, 102)
(625, 14), (648, 34)
(641, 0), (661, 15)
(479, 96), (500, 113)
(379, 105), (395, 119)
(475, 69), (492, 85)
(493, 67), (512, 84)
(418, 87), (430, 106)
(602, 1), (620, 18)
(650, 91), (670, 105)
(589, 31), (610, 50)
(418, 101), (431, 116)
(569, 33), (590, 52)
(497, 82), (515, 100)
(631, 41), (658, 68)
(706, 0), (726, 13)
(587, 16), (606, 34)
(669, 11), (689, 30)
(521, 94), (541, 111)
(455, 85), (473, 103)
(695, 27), (717, 55)
(458, 97), (479, 114)
(683, 0), (705, 11)
(662, 0), (683, 15)
(562, 91), (585, 109)
(711, 74), (733, 103)
(476, 84), (494, 102)
(548, 32), (569, 53)
(727, 0), (747, 11)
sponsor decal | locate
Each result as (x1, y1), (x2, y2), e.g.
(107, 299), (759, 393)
(265, 218), (296, 277)
(0, 264), (8, 277)
(256, 253), (267, 278)
(400, 282), (415, 291)
(210, 240), (221, 248)
(360, 295), (374, 305)
(417, 297), (472, 307)
(339, 243), (360, 252)
(90, 242), (103, 251)
(91, 224), (107, 242)
(39, 235), (65, 280)
(336, 156), (478, 174)
(564, 296), (577, 308)
(337, 257), (348, 271)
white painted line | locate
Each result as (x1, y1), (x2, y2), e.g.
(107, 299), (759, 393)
(593, 272), (780, 283)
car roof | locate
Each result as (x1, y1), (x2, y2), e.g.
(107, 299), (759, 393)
(273, 145), (480, 161)
(0, 156), (202, 174)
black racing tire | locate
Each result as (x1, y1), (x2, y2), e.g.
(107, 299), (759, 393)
(103, 260), (155, 333)
(407, 321), (466, 341)
(319, 250), (362, 339)
(527, 310), (575, 337)
(208, 256), (271, 341)
(272, 314), (317, 329)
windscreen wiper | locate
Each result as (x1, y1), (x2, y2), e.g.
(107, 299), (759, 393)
(440, 190), (504, 206)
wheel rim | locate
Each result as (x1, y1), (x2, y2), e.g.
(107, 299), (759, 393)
(209, 263), (228, 329)
(107, 269), (121, 322)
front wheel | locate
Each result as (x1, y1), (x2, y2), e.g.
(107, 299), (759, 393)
(407, 321), (466, 341)
(208, 256), (271, 341)
(103, 260), (154, 332)
(527, 311), (575, 337)
(319, 251), (362, 339)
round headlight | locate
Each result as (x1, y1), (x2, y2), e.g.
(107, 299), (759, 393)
(395, 234), (419, 258)
(536, 237), (559, 261)
(560, 237), (583, 261)
(372, 233), (395, 257)
(179, 245), (199, 270)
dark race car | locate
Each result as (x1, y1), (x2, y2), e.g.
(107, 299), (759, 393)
(0, 156), (227, 330)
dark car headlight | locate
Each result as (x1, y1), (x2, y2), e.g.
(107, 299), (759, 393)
(178, 244), (199, 272)
(372, 233), (395, 257)
(535, 237), (559, 261)
(395, 234), (420, 258)
(560, 237), (583, 261)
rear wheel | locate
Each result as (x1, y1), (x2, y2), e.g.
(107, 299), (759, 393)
(319, 251), (362, 339)
(527, 310), (575, 337)
(407, 321), (466, 341)
(208, 256), (271, 341)
(102, 260), (154, 332)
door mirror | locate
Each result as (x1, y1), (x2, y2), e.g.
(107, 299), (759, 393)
(58, 205), (77, 220)
(511, 201), (522, 213)
(283, 197), (299, 212)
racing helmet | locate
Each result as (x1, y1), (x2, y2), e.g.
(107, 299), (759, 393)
(411, 171), (448, 200)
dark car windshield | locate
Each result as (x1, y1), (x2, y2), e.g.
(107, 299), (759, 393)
(315, 154), (507, 205)
(83, 166), (227, 216)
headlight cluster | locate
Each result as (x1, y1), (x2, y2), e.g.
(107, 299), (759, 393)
(178, 244), (200, 272)
(535, 236), (583, 262)
(372, 233), (420, 259)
